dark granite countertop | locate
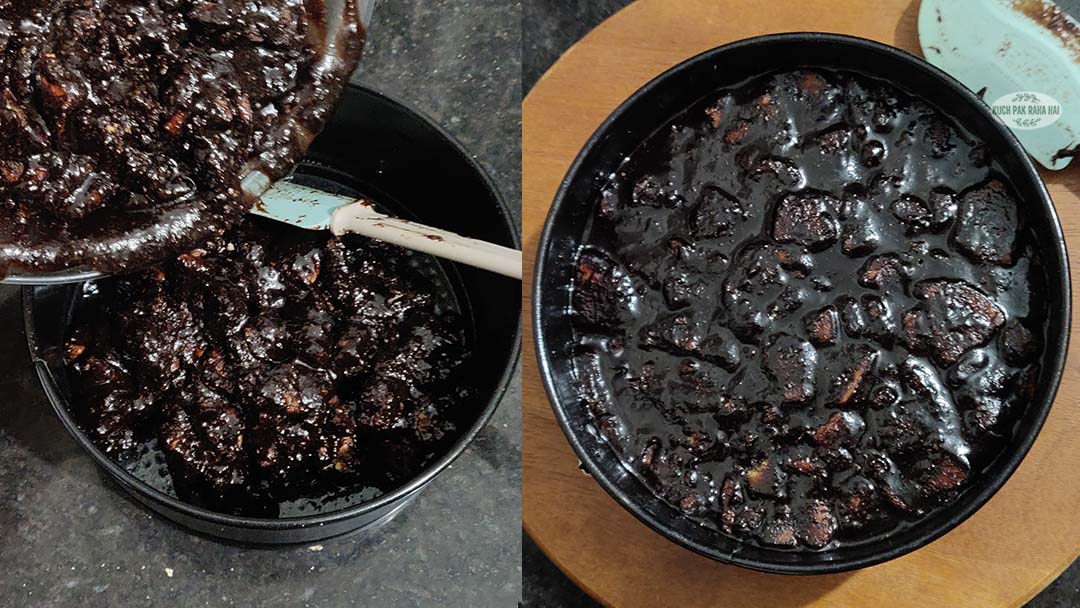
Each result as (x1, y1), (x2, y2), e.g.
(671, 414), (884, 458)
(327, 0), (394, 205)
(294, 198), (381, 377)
(0, 2), (522, 607)
(520, 1), (1080, 606)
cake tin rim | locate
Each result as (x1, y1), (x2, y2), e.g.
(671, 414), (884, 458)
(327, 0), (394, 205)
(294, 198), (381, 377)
(532, 32), (1070, 574)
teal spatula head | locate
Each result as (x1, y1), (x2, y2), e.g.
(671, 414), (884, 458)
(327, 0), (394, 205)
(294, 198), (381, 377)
(919, 0), (1080, 170)
(250, 181), (353, 230)
(248, 180), (524, 279)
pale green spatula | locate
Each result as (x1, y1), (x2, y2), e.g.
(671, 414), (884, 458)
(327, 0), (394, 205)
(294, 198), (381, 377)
(919, 0), (1080, 170)
(252, 181), (522, 280)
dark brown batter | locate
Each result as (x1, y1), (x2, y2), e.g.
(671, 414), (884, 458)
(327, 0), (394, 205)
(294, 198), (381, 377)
(570, 69), (1047, 550)
(65, 218), (474, 515)
(0, 0), (364, 276)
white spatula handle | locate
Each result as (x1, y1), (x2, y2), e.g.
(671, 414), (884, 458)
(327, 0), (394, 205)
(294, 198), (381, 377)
(330, 201), (522, 280)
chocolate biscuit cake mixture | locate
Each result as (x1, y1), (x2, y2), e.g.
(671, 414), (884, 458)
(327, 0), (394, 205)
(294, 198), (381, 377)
(0, 0), (364, 276)
(570, 69), (1047, 550)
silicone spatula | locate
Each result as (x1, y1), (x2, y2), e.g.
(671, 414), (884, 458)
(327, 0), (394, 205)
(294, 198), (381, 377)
(252, 180), (522, 280)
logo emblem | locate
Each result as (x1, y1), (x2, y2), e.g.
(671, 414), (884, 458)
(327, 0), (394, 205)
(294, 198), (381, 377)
(990, 91), (1064, 130)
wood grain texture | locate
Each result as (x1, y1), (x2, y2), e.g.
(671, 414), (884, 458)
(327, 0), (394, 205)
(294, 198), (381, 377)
(521, 1), (1080, 606)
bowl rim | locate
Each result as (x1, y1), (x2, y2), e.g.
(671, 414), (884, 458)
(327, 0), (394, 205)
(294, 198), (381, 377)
(532, 32), (1071, 574)
(23, 82), (523, 534)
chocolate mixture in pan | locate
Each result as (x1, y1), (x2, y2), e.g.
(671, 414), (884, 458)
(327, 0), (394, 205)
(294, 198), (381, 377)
(0, 0), (364, 276)
(570, 70), (1047, 550)
(65, 219), (473, 516)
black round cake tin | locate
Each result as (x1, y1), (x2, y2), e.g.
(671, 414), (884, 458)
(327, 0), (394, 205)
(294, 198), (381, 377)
(533, 33), (1070, 574)
(25, 84), (522, 545)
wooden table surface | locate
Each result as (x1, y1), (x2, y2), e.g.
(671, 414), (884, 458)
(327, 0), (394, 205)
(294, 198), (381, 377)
(521, 1), (1080, 606)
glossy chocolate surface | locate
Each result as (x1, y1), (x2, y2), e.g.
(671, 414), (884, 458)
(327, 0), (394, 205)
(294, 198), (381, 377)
(570, 69), (1047, 550)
